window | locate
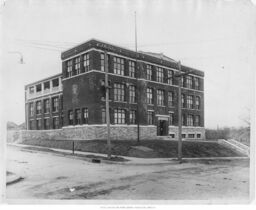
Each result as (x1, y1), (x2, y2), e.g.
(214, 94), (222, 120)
(53, 117), (59, 129)
(157, 89), (164, 106)
(44, 99), (50, 113)
(68, 110), (73, 125)
(194, 77), (200, 90)
(29, 86), (35, 94)
(129, 85), (136, 103)
(182, 94), (186, 108)
(67, 60), (73, 77)
(167, 70), (173, 85)
(187, 115), (194, 126)
(44, 81), (50, 90)
(52, 97), (59, 112)
(74, 57), (81, 75)
(83, 53), (90, 72)
(29, 120), (33, 130)
(169, 113), (174, 125)
(188, 133), (195, 138)
(129, 61), (135, 77)
(114, 83), (125, 102)
(156, 67), (164, 83)
(182, 134), (186, 138)
(36, 119), (41, 130)
(61, 113), (64, 126)
(114, 108), (125, 124)
(102, 108), (106, 123)
(75, 109), (81, 125)
(100, 53), (105, 72)
(168, 92), (174, 107)
(147, 111), (154, 125)
(114, 57), (124, 75)
(29, 103), (34, 116)
(195, 96), (200, 109)
(100, 80), (111, 100)
(147, 88), (153, 104)
(187, 95), (193, 109)
(130, 110), (136, 124)
(197, 133), (201, 138)
(36, 84), (42, 92)
(186, 76), (193, 89)
(170, 134), (175, 138)
(52, 78), (59, 88)
(82, 108), (89, 124)
(182, 114), (186, 126)
(194, 115), (200, 126)
(146, 65), (152, 80)
(36, 101), (41, 115)
(181, 76), (185, 87)
(44, 118), (50, 130)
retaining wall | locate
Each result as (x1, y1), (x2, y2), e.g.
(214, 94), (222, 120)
(218, 139), (249, 156)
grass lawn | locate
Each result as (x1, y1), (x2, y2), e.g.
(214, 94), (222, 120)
(20, 139), (245, 158)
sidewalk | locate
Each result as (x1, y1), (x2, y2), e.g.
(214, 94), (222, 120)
(7, 143), (249, 165)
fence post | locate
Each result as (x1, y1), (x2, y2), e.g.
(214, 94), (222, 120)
(72, 141), (75, 154)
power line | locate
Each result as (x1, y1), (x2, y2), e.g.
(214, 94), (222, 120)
(22, 44), (63, 52)
(16, 36), (240, 52)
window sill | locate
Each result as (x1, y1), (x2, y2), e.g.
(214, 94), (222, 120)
(113, 100), (126, 103)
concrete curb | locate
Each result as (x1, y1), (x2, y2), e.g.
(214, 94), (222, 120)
(7, 143), (250, 166)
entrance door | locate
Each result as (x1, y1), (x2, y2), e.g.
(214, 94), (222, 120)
(158, 120), (167, 136)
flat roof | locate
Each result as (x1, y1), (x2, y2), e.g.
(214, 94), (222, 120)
(61, 38), (204, 77)
(25, 73), (62, 88)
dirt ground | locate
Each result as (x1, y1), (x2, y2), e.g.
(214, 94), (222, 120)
(5, 145), (250, 202)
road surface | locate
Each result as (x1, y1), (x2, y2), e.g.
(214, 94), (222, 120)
(6, 145), (250, 202)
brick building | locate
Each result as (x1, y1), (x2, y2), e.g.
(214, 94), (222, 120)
(25, 39), (205, 140)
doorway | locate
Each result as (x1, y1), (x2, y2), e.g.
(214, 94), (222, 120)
(157, 119), (168, 136)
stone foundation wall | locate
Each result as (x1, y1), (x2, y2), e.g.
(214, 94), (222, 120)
(168, 126), (205, 140)
(7, 125), (204, 143)
(7, 125), (157, 143)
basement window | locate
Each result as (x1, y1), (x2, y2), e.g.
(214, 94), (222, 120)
(188, 133), (195, 138)
(169, 134), (175, 138)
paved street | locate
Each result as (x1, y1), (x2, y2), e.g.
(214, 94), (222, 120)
(6, 145), (250, 201)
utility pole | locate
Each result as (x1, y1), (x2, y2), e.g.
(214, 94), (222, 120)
(177, 61), (182, 163)
(168, 60), (195, 163)
(104, 51), (111, 159)
(135, 11), (140, 143)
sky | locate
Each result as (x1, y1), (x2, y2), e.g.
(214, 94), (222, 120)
(1, 0), (256, 129)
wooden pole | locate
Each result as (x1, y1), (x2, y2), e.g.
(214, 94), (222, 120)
(135, 11), (140, 143)
(104, 51), (111, 159)
(177, 61), (182, 163)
